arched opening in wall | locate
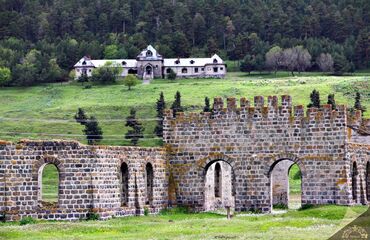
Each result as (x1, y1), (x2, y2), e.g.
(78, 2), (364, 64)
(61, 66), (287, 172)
(145, 163), (154, 205)
(120, 162), (129, 206)
(214, 163), (222, 198)
(38, 163), (59, 206)
(366, 162), (370, 202)
(352, 162), (358, 202)
(204, 160), (235, 211)
(270, 159), (302, 210)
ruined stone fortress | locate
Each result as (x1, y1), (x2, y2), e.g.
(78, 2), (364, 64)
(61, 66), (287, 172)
(0, 95), (369, 221)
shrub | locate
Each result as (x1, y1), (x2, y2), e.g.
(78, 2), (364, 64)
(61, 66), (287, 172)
(299, 204), (315, 211)
(20, 216), (36, 225)
(123, 74), (139, 90)
(144, 207), (149, 216)
(86, 212), (100, 221)
(159, 206), (190, 215)
(273, 203), (288, 209)
(167, 69), (177, 80)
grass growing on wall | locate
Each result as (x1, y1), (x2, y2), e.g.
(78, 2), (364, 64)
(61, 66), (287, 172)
(0, 72), (368, 146)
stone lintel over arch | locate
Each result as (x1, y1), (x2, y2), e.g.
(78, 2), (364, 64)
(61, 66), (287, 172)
(32, 155), (65, 181)
(265, 152), (306, 178)
(197, 153), (236, 174)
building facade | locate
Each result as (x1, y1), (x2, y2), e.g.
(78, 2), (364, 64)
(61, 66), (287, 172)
(74, 45), (227, 80)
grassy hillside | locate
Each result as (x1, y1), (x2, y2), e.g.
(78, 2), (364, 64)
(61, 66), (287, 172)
(0, 72), (368, 146)
(0, 205), (368, 239)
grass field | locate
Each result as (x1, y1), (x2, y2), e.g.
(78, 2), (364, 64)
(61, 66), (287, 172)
(0, 205), (368, 240)
(0, 71), (368, 146)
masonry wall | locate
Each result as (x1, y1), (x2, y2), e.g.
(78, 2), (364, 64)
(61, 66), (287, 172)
(0, 140), (167, 221)
(347, 143), (370, 205)
(163, 95), (353, 212)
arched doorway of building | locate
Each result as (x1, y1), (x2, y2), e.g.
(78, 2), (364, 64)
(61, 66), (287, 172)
(146, 65), (152, 75)
(269, 159), (302, 210)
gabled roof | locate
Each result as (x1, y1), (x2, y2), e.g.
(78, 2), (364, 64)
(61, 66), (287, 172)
(74, 56), (94, 68)
(163, 54), (224, 67)
(137, 45), (163, 60)
(74, 57), (137, 68)
(91, 59), (137, 68)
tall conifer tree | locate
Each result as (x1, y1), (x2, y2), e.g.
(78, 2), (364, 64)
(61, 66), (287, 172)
(171, 91), (183, 117)
(154, 92), (166, 137)
(83, 116), (103, 145)
(125, 108), (144, 145)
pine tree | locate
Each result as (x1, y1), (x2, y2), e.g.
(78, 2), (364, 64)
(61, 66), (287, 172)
(171, 91), (184, 117)
(74, 108), (87, 125)
(154, 92), (166, 137)
(83, 116), (103, 145)
(125, 108), (144, 145)
(308, 89), (320, 108)
(327, 94), (336, 110)
(203, 97), (211, 112)
(354, 91), (366, 115)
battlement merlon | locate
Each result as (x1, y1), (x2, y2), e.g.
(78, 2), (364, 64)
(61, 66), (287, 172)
(163, 96), (349, 123)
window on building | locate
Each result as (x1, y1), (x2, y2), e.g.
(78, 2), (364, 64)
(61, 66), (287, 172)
(220, 67), (223, 70)
(213, 59), (218, 63)
(182, 68), (188, 73)
(122, 61), (127, 66)
(38, 163), (59, 205)
(82, 69), (87, 75)
(213, 67), (218, 73)
(121, 162), (129, 206)
(146, 163), (154, 205)
(146, 50), (153, 57)
(195, 67), (198, 73)
(82, 61), (86, 65)
(166, 68), (171, 74)
(201, 68), (204, 71)
(190, 60), (195, 64)
(175, 59), (180, 64)
(77, 69), (80, 72)
(89, 69), (91, 72)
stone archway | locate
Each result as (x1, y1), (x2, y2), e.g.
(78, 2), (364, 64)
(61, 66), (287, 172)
(33, 156), (65, 207)
(200, 156), (236, 211)
(267, 154), (305, 210)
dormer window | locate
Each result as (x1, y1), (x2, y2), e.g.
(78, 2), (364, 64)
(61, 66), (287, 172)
(122, 61), (127, 66)
(146, 50), (153, 57)
(190, 60), (195, 64)
(82, 61), (86, 65)
(175, 59), (180, 64)
(213, 59), (218, 63)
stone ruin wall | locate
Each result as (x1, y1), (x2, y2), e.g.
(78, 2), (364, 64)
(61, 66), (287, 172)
(0, 95), (369, 221)
(163, 95), (369, 212)
(0, 140), (167, 221)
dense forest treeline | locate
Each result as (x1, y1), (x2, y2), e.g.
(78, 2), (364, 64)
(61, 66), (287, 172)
(0, 0), (369, 86)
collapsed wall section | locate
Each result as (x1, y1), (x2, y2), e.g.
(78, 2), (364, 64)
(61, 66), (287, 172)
(0, 140), (167, 221)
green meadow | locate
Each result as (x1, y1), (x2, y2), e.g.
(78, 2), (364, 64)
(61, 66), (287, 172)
(0, 205), (368, 240)
(0, 71), (368, 146)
